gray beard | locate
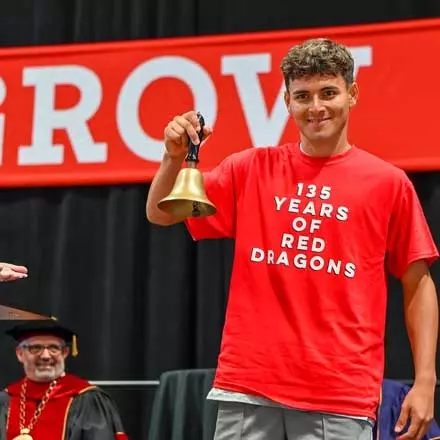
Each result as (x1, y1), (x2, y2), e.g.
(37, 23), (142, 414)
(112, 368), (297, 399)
(32, 364), (64, 382)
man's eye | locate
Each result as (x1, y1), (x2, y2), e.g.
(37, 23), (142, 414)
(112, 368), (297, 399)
(28, 345), (43, 353)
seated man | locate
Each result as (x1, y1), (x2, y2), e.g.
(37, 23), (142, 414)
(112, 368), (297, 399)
(0, 319), (128, 439)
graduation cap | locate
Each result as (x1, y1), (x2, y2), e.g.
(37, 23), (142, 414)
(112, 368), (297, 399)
(1, 304), (79, 357)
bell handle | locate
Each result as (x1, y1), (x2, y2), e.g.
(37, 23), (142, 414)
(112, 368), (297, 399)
(185, 112), (205, 165)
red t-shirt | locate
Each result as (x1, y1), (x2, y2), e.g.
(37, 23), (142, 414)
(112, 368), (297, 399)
(185, 143), (439, 419)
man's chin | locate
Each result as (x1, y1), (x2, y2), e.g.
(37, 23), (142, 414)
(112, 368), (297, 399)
(303, 130), (341, 145)
(32, 369), (57, 382)
(306, 130), (332, 140)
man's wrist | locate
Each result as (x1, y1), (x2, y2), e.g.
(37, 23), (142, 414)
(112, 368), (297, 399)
(414, 372), (437, 389)
(163, 150), (186, 162)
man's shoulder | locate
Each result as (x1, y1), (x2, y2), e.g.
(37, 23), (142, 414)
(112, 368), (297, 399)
(70, 381), (116, 410)
(354, 146), (407, 178)
(223, 143), (293, 168)
(223, 145), (261, 164)
(63, 374), (96, 395)
(3, 378), (24, 395)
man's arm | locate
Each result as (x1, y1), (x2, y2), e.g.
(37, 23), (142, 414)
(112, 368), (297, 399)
(146, 152), (187, 226)
(395, 259), (438, 440)
(146, 110), (213, 226)
(403, 260), (438, 388)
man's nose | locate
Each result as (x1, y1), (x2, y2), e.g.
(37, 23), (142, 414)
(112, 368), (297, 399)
(39, 348), (51, 358)
(309, 95), (325, 111)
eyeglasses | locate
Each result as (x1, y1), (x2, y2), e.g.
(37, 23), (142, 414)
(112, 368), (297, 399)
(21, 344), (65, 355)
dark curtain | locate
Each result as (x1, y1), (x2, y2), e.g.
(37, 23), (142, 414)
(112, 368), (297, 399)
(0, 0), (439, 46)
(0, 1), (438, 439)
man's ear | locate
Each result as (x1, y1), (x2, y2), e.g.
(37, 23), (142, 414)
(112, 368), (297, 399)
(284, 90), (290, 110)
(349, 82), (359, 108)
(16, 347), (24, 363)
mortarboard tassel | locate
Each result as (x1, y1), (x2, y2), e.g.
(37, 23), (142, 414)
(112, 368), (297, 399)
(72, 334), (78, 357)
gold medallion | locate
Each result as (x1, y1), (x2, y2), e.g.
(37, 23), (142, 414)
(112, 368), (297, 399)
(13, 428), (33, 440)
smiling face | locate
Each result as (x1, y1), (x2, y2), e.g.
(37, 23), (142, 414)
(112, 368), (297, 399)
(284, 74), (358, 145)
(16, 335), (69, 382)
(280, 38), (358, 150)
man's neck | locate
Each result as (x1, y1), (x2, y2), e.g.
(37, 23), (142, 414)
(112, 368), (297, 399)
(300, 137), (351, 158)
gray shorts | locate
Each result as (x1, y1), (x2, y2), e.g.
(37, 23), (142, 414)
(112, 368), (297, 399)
(213, 401), (373, 440)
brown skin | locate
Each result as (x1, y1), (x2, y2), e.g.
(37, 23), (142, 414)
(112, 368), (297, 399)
(283, 73), (358, 157)
(146, 75), (438, 439)
(396, 260), (438, 440)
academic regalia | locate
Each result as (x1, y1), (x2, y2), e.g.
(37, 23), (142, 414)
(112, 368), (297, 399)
(1, 374), (128, 440)
(1, 319), (129, 440)
(374, 379), (440, 440)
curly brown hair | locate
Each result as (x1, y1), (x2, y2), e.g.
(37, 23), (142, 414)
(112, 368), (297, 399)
(280, 38), (354, 90)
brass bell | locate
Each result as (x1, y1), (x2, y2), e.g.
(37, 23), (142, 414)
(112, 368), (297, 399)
(158, 112), (217, 218)
(158, 163), (216, 217)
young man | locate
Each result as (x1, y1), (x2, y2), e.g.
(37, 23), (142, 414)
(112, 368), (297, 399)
(146, 38), (439, 440)
(0, 319), (128, 439)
